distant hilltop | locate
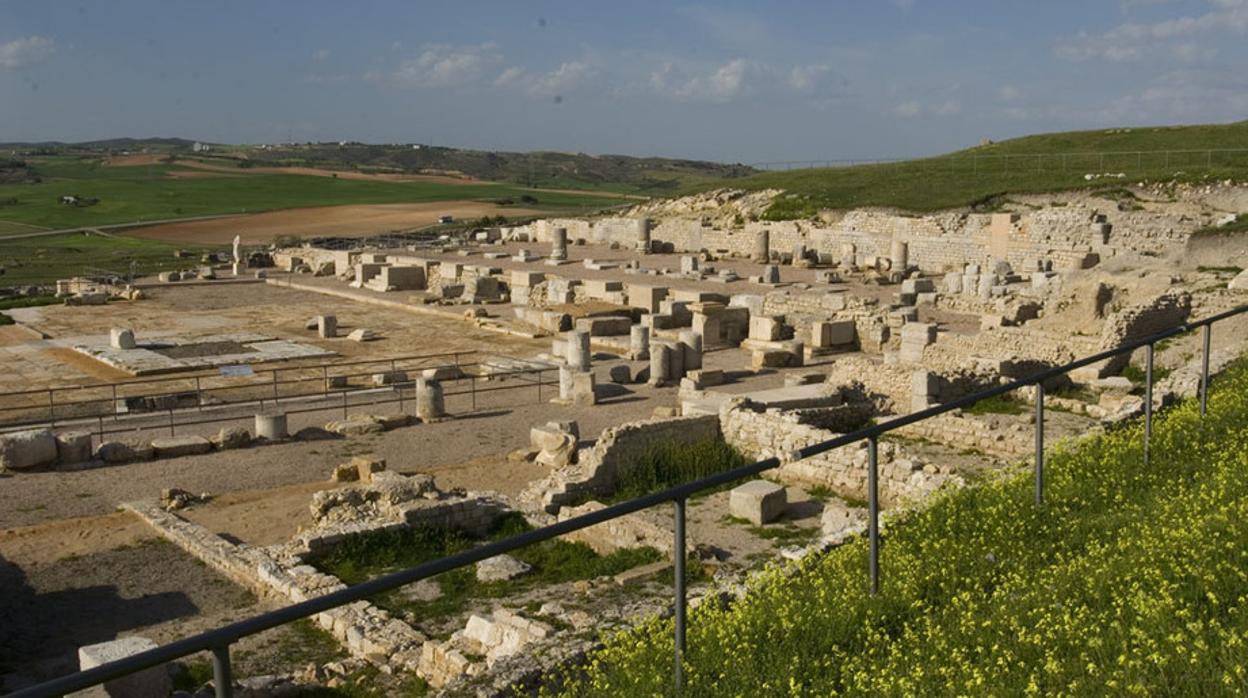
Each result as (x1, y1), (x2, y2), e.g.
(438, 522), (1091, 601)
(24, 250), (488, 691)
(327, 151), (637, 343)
(0, 137), (756, 194)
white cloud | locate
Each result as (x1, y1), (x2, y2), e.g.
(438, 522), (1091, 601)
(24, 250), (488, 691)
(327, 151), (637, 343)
(892, 101), (922, 118)
(1094, 67), (1248, 122)
(1058, 0), (1248, 61)
(495, 61), (592, 98)
(787, 64), (831, 91)
(997, 84), (1022, 101)
(0, 36), (55, 69)
(386, 43), (500, 88)
(650, 58), (756, 101)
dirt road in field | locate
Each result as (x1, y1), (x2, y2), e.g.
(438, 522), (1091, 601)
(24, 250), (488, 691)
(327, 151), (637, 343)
(122, 202), (544, 244)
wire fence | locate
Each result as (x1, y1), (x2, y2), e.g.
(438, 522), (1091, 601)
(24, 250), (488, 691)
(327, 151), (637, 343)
(9, 304), (1247, 698)
(749, 148), (1248, 173)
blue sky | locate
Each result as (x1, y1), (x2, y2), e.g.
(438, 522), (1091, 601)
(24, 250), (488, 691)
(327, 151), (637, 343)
(1, 1), (1246, 163)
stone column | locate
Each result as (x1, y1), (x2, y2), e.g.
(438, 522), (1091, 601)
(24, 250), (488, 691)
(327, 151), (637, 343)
(679, 330), (703, 371)
(558, 364), (576, 401)
(753, 229), (770, 263)
(550, 227), (569, 261)
(891, 240), (909, 272)
(255, 412), (288, 441)
(635, 217), (651, 253)
(629, 324), (650, 360)
(317, 315), (337, 339)
(841, 243), (857, 269)
(762, 265), (781, 284)
(567, 330), (591, 372)
(648, 343), (671, 387)
(416, 378), (446, 421)
(665, 339), (685, 380)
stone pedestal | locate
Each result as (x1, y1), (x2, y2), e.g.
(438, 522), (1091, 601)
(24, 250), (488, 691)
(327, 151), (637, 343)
(890, 240), (909, 271)
(232, 262), (245, 276)
(416, 378), (446, 421)
(753, 229), (770, 263)
(762, 265), (781, 284)
(78, 636), (171, 698)
(648, 343), (672, 387)
(255, 412), (288, 441)
(634, 217), (651, 253)
(567, 330), (591, 372)
(629, 324), (650, 360)
(678, 330), (703, 371)
(317, 315), (338, 339)
(550, 227), (568, 261)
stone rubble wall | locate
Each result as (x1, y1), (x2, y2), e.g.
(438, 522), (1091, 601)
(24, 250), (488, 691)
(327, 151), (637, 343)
(892, 412), (1034, 458)
(518, 414), (721, 514)
(556, 501), (676, 557)
(718, 402), (961, 505)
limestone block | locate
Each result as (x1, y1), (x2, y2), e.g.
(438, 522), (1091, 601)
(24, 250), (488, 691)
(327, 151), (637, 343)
(900, 278), (935, 295)
(317, 315), (338, 339)
(109, 328), (136, 350)
(1229, 269), (1248, 291)
(54, 430), (93, 465)
(422, 366), (464, 381)
(812, 320), (855, 348)
(347, 328), (378, 342)
(150, 436), (212, 458)
(78, 636), (170, 698)
(372, 371), (408, 386)
(749, 316), (783, 341)
(531, 424), (577, 467)
(761, 265), (781, 284)
(608, 365), (632, 384)
(730, 480), (787, 526)
(569, 371), (597, 406)
(574, 316), (632, 336)
(476, 554), (532, 582)
(416, 378), (447, 421)
(95, 441), (136, 464)
(0, 429), (59, 469)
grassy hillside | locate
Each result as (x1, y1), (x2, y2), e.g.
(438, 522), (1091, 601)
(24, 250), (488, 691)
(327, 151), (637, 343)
(553, 354), (1248, 696)
(699, 121), (1248, 217)
(0, 156), (623, 232)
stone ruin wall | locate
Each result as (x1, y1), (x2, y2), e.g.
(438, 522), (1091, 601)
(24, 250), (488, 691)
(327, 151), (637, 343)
(718, 402), (961, 505)
(515, 203), (1202, 274)
(520, 414), (722, 513)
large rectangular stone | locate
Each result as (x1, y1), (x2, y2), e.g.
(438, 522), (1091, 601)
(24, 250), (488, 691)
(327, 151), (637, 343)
(0, 429), (58, 470)
(730, 480), (787, 526)
(150, 436), (212, 458)
(78, 636), (171, 697)
(812, 320), (855, 348)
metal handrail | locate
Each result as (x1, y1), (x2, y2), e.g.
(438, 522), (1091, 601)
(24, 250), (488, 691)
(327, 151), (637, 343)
(10, 304), (1246, 698)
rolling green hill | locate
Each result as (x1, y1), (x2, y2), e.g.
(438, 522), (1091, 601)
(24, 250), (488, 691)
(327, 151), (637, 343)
(0, 156), (623, 232)
(691, 121), (1248, 218)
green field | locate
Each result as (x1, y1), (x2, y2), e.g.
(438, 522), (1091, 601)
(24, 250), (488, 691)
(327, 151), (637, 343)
(0, 156), (625, 232)
(692, 121), (1248, 217)
(0, 232), (218, 286)
(553, 355), (1248, 696)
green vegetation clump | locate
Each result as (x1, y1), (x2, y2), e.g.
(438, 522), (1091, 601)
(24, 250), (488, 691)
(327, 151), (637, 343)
(684, 121), (1248, 216)
(551, 355), (1248, 696)
(602, 438), (752, 504)
(314, 513), (662, 623)
(0, 232), (220, 287)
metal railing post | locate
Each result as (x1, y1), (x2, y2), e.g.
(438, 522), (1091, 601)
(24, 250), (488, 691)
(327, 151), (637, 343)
(47, 390), (55, 428)
(169, 409), (175, 437)
(868, 435), (879, 595)
(195, 376), (203, 412)
(673, 496), (687, 692)
(1144, 342), (1154, 465)
(322, 366), (329, 399)
(471, 376), (477, 411)
(1201, 323), (1211, 417)
(212, 645), (233, 698)
(1035, 381), (1045, 507)
(112, 384), (119, 421)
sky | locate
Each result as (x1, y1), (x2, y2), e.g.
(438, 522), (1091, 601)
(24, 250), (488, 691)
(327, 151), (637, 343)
(1, 1), (1246, 163)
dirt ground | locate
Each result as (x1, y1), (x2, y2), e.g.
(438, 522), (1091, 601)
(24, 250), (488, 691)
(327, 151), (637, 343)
(122, 202), (546, 244)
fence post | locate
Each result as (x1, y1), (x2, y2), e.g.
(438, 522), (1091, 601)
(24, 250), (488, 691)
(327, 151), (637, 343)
(673, 496), (687, 692)
(272, 370), (279, 404)
(212, 644), (234, 698)
(537, 369), (542, 402)
(112, 384), (119, 421)
(195, 376), (203, 412)
(47, 389), (55, 428)
(868, 435), (879, 595)
(1035, 381), (1045, 506)
(1144, 342), (1154, 465)
(343, 391), (348, 419)
(471, 376), (477, 411)
(169, 408), (175, 437)
(1201, 323), (1211, 417)
(323, 366), (329, 399)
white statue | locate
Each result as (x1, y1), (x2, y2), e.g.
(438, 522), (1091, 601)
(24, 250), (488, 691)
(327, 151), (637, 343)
(232, 235), (241, 265)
